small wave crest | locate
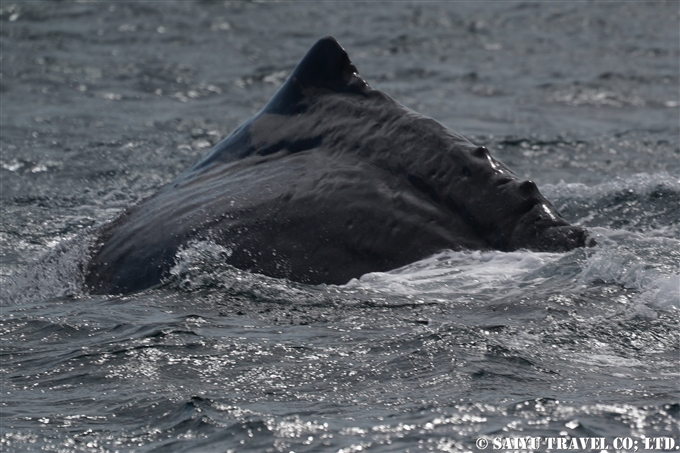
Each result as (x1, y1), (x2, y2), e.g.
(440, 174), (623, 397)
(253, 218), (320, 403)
(579, 228), (679, 310)
(344, 249), (569, 303)
(166, 239), (332, 306)
(0, 235), (93, 306)
(543, 172), (680, 236)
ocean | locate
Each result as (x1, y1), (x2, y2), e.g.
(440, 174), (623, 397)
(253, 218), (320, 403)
(1, 1), (678, 452)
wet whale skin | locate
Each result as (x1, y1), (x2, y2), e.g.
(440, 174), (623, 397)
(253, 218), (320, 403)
(85, 36), (591, 294)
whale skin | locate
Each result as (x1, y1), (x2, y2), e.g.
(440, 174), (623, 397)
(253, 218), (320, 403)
(85, 36), (591, 294)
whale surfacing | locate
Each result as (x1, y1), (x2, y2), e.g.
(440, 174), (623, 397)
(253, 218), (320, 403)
(85, 36), (591, 294)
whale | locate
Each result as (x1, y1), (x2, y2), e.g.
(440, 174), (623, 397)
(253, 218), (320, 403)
(85, 36), (591, 295)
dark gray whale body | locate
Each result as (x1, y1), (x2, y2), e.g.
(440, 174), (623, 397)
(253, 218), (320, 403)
(86, 37), (591, 295)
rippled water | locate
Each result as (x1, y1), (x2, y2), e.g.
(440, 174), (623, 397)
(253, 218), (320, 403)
(1, 2), (678, 452)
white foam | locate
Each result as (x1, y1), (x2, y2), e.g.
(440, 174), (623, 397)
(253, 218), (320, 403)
(578, 228), (680, 309)
(344, 225), (679, 310)
(344, 250), (565, 300)
(639, 274), (680, 309)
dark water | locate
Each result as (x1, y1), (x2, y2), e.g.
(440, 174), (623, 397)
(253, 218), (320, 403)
(1, 2), (679, 452)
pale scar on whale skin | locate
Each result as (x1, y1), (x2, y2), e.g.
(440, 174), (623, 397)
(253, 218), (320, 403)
(85, 36), (593, 295)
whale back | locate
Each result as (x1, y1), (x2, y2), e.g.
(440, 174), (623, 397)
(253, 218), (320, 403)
(85, 36), (590, 294)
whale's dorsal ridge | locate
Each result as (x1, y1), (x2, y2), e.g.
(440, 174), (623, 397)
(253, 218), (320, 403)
(264, 36), (368, 115)
(292, 36), (362, 88)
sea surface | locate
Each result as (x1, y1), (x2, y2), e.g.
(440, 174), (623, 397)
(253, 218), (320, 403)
(1, 2), (679, 452)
